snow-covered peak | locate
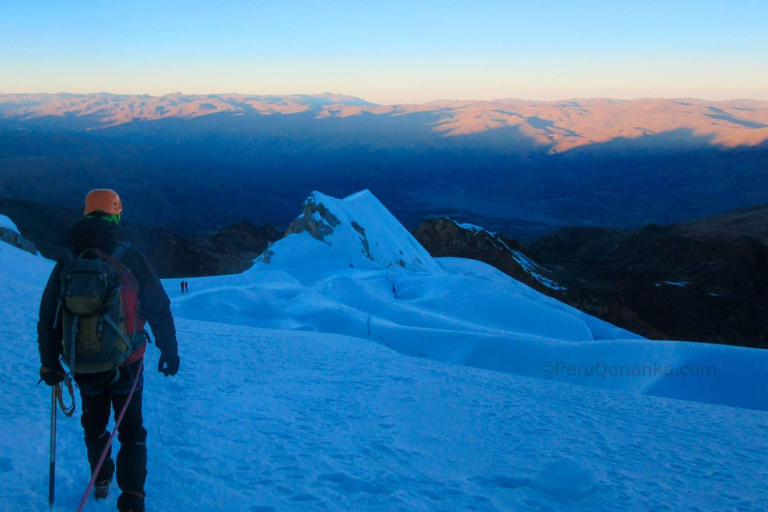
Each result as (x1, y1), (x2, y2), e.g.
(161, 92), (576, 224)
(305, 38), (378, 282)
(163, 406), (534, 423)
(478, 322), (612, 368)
(259, 190), (443, 274)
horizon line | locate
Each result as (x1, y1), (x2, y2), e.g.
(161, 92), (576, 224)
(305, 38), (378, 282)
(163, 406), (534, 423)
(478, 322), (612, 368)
(1, 91), (767, 106)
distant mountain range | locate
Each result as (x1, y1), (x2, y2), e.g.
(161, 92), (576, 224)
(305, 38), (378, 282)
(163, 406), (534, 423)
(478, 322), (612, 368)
(1, 93), (767, 239)
(1, 93), (767, 152)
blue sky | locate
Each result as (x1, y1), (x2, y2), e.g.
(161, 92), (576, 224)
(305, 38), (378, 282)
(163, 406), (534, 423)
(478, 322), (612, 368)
(1, 0), (766, 103)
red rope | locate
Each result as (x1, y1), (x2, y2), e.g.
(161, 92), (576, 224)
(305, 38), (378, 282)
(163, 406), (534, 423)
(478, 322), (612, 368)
(76, 361), (144, 512)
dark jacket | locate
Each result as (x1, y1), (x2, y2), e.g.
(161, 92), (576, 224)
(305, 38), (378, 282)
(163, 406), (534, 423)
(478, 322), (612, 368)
(37, 217), (178, 369)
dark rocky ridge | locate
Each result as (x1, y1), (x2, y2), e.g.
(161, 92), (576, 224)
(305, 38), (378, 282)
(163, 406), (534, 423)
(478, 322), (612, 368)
(414, 207), (768, 348)
(0, 227), (38, 255)
(413, 218), (558, 293)
(0, 197), (282, 278)
(527, 206), (768, 348)
(133, 220), (282, 278)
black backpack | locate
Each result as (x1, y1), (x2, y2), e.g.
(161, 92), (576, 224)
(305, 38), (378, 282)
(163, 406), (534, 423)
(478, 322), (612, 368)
(56, 244), (146, 374)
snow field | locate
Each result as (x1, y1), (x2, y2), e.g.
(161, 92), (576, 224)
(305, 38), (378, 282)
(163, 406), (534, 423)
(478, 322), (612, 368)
(4, 305), (767, 510)
(170, 258), (768, 411)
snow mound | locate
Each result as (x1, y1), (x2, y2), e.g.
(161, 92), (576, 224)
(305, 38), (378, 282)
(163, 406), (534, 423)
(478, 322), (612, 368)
(0, 214), (19, 234)
(171, 251), (768, 410)
(259, 190), (443, 276)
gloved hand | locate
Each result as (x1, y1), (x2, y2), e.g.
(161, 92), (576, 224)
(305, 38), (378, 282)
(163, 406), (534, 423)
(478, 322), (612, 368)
(40, 363), (66, 386)
(158, 353), (180, 377)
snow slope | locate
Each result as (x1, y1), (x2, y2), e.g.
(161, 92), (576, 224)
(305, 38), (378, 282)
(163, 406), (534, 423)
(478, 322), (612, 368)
(171, 256), (768, 411)
(1, 197), (768, 511)
(2, 241), (768, 511)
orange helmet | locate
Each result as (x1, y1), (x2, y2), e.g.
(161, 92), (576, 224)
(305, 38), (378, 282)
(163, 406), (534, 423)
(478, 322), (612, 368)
(84, 189), (123, 216)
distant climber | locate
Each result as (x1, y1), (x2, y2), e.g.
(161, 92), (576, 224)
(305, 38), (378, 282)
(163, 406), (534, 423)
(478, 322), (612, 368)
(184, 280), (189, 293)
(37, 189), (180, 512)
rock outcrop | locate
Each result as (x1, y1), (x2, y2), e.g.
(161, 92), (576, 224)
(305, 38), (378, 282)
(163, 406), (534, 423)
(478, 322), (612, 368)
(284, 195), (341, 242)
(144, 220), (282, 277)
(414, 206), (768, 348)
(0, 227), (38, 255)
(527, 206), (768, 348)
(413, 218), (563, 292)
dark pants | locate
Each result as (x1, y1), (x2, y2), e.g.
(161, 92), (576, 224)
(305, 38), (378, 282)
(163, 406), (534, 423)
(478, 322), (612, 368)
(75, 360), (147, 496)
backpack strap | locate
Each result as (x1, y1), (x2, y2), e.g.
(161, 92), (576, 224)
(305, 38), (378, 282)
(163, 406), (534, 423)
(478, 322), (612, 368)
(104, 315), (134, 350)
(67, 316), (78, 373)
(54, 250), (78, 329)
(76, 248), (103, 259)
(111, 242), (131, 261)
(97, 248), (139, 295)
(96, 245), (144, 336)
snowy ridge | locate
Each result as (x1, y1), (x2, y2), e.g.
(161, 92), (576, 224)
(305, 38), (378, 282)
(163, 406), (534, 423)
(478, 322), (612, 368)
(452, 220), (485, 233)
(511, 251), (565, 291)
(260, 190), (443, 276)
(448, 218), (566, 290)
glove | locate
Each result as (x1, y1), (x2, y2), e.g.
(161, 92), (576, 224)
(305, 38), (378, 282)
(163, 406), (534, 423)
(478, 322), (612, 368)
(40, 363), (66, 386)
(158, 353), (180, 377)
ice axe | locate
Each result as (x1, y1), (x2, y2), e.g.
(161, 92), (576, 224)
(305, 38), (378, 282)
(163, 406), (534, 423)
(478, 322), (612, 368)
(49, 386), (57, 509)
(47, 377), (75, 509)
